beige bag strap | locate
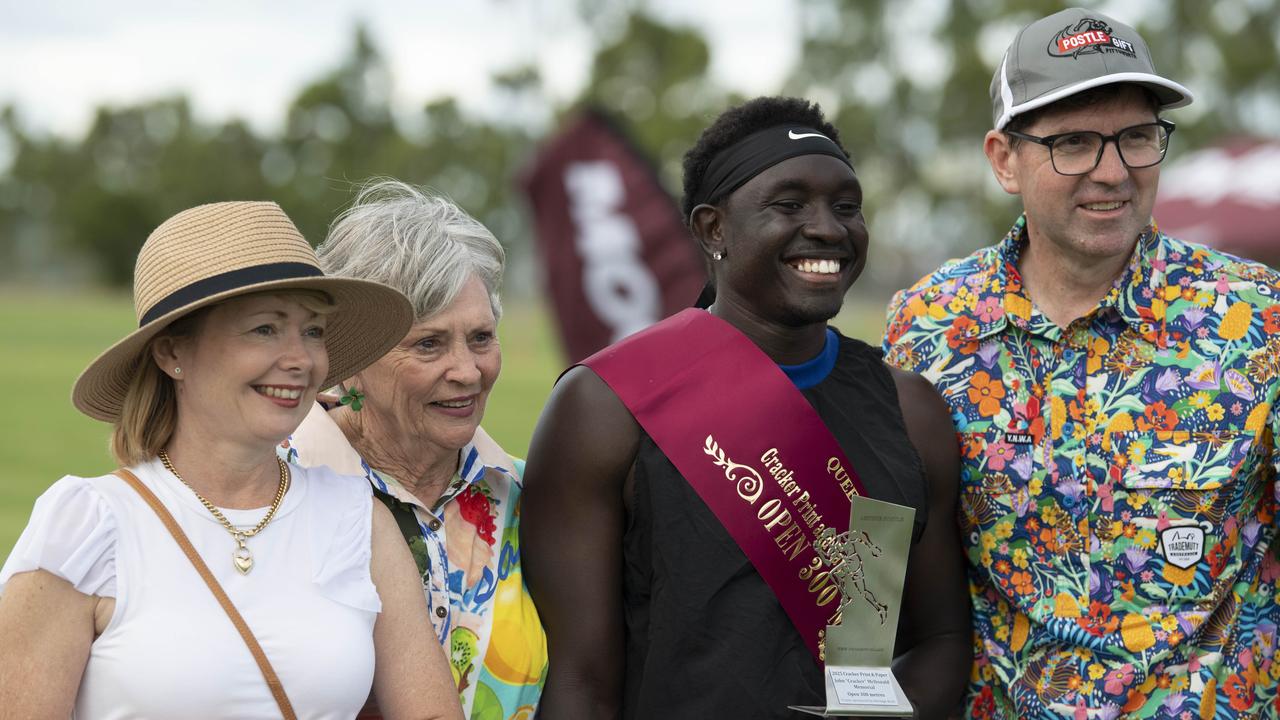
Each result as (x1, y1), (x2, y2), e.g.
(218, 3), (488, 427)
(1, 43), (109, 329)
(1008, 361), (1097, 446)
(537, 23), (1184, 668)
(114, 468), (297, 720)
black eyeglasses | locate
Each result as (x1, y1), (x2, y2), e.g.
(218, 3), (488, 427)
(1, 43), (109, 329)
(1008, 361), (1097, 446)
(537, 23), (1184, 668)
(1005, 120), (1175, 176)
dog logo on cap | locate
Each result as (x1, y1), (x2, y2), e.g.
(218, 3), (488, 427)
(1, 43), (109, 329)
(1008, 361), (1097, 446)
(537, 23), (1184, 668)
(1047, 18), (1137, 59)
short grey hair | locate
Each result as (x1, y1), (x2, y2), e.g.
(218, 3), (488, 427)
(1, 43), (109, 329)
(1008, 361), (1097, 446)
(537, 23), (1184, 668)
(318, 179), (504, 322)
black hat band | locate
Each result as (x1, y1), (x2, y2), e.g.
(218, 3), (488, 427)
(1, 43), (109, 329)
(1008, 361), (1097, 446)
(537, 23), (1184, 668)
(140, 262), (324, 327)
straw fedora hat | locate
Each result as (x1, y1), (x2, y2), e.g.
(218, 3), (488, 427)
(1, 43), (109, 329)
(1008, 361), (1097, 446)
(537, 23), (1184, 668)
(72, 201), (415, 421)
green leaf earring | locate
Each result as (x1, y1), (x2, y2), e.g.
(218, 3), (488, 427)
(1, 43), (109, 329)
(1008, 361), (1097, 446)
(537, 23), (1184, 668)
(339, 385), (365, 412)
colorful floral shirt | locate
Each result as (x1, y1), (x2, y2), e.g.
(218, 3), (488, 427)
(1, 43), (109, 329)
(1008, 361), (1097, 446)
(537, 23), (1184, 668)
(884, 216), (1280, 719)
(284, 411), (546, 720)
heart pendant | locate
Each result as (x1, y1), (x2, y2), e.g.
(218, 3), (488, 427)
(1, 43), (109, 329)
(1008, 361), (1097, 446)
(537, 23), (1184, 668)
(233, 544), (254, 575)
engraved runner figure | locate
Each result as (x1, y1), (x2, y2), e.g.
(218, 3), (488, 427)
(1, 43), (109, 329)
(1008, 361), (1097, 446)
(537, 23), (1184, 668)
(815, 526), (889, 625)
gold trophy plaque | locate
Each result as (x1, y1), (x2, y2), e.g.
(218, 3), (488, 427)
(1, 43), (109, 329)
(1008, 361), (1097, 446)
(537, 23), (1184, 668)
(791, 495), (916, 717)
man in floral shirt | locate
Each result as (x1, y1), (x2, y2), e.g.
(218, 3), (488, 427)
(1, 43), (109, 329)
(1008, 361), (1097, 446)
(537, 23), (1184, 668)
(884, 8), (1280, 719)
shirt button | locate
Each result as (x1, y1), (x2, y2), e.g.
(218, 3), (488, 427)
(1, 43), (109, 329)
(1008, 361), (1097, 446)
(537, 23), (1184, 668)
(435, 605), (448, 619)
(1062, 348), (1076, 362)
(428, 518), (442, 531)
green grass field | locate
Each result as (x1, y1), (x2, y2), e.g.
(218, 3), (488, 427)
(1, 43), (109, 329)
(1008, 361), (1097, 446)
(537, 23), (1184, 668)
(0, 286), (889, 561)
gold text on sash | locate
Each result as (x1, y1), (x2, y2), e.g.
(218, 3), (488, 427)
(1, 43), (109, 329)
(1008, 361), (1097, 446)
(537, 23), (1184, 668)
(704, 435), (845, 611)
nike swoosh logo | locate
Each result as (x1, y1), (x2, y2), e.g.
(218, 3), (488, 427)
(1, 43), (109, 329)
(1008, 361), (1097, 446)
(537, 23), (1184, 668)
(788, 130), (828, 141)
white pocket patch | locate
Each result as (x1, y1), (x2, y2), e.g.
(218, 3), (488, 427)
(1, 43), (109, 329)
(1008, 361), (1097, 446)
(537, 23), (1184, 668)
(1160, 526), (1206, 570)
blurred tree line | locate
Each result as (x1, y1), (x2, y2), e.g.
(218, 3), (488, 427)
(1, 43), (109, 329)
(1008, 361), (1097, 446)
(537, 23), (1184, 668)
(1, 0), (1275, 296)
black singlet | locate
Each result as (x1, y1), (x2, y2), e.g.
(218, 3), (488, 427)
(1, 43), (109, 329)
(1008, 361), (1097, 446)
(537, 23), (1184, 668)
(620, 333), (928, 719)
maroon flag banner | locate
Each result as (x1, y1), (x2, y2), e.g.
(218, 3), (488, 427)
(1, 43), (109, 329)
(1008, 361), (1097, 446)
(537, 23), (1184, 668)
(519, 108), (706, 362)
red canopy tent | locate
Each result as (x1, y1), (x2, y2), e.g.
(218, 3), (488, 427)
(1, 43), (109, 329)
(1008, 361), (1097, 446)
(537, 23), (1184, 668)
(1154, 137), (1280, 268)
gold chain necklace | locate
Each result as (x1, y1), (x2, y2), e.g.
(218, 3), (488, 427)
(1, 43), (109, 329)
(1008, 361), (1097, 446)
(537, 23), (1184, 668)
(158, 448), (290, 575)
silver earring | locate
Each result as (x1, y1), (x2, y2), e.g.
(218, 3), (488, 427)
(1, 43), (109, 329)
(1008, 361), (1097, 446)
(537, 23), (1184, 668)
(173, 367), (182, 375)
(711, 250), (725, 261)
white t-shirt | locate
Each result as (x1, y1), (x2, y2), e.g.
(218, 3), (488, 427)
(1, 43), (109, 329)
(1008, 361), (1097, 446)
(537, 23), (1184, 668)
(0, 458), (381, 719)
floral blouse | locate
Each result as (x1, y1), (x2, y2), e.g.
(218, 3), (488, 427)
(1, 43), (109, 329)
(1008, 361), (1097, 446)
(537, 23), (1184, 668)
(885, 216), (1280, 719)
(284, 406), (546, 720)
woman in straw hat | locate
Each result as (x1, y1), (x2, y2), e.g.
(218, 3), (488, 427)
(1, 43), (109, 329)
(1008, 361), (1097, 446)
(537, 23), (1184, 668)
(0, 202), (464, 719)
(282, 181), (546, 719)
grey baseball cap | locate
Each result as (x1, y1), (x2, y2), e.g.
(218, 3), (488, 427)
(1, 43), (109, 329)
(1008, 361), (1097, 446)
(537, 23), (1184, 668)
(991, 7), (1193, 130)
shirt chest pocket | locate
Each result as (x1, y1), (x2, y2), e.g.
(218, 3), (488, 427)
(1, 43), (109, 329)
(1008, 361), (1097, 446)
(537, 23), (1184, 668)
(1104, 430), (1261, 608)
(1107, 431), (1256, 491)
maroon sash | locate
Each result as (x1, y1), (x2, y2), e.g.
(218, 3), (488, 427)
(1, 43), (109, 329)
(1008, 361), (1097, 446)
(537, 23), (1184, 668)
(581, 308), (871, 662)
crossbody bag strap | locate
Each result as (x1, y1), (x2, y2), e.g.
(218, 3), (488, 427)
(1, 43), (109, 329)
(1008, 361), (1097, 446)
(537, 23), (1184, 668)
(114, 468), (297, 720)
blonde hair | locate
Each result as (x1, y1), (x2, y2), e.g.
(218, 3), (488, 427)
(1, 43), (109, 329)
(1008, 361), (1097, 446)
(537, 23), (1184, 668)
(110, 291), (337, 466)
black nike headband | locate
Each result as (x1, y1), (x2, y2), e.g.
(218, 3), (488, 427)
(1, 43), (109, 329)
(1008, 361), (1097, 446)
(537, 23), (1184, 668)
(690, 125), (852, 212)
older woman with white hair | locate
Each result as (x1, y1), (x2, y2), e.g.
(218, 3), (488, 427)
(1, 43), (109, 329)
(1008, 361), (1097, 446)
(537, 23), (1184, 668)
(284, 180), (546, 719)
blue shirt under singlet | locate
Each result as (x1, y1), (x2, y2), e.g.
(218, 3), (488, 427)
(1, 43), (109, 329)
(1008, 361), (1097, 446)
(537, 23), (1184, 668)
(777, 327), (838, 389)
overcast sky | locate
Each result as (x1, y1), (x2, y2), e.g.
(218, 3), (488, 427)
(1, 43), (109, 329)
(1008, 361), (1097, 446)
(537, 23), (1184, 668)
(1, 0), (804, 138)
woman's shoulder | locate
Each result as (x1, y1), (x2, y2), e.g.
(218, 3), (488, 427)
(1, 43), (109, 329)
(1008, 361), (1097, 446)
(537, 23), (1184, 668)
(290, 461), (374, 502)
(0, 472), (127, 597)
(284, 403), (366, 476)
(37, 470), (131, 508)
(20, 462), (178, 543)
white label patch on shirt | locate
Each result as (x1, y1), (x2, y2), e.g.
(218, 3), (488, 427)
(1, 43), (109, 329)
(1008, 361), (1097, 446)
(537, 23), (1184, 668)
(1160, 526), (1205, 569)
